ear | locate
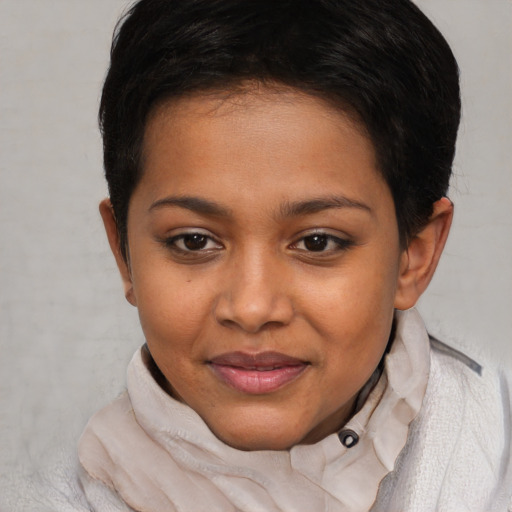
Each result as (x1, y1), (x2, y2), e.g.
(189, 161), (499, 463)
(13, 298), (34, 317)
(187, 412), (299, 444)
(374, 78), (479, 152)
(394, 197), (453, 310)
(99, 198), (137, 306)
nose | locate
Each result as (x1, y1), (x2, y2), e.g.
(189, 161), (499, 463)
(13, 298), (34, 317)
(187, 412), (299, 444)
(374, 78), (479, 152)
(214, 251), (294, 333)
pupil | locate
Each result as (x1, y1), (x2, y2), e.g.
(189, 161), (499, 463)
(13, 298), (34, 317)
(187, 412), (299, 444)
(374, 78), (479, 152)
(304, 234), (328, 251)
(183, 234), (207, 250)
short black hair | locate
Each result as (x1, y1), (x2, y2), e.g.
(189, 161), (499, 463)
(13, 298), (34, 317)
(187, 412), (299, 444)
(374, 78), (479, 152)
(100, 0), (460, 258)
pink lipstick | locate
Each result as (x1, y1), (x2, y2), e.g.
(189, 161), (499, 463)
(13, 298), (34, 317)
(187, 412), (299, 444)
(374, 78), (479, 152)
(208, 351), (309, 394)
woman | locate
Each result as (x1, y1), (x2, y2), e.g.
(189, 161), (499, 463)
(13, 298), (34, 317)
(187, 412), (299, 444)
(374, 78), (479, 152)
(51, 0), (512, 510)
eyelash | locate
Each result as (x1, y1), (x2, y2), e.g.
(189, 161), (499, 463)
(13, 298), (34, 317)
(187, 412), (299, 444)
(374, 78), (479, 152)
(163, 232), (223, 255)
(291, 233), (354, 253)
(161, 231), (354, 259)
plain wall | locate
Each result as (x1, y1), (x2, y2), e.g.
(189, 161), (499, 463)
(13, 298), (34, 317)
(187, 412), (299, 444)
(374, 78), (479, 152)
(1, 1), (511, 508)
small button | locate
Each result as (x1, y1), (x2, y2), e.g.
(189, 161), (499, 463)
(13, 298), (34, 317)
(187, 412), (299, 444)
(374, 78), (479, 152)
(338, 429), (359, 448)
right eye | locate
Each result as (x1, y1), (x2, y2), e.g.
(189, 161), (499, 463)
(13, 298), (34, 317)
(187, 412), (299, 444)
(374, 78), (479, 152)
(164, 232), (223, 253)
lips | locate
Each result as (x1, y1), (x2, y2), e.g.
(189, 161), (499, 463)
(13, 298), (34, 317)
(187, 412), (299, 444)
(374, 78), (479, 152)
(208, 351), (309, 394)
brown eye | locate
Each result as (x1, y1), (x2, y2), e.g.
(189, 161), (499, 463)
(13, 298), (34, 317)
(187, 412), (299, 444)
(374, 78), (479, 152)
(292, 232), (354, 254)
(182, 234), (208, 251)
(303, 234), (329, 251)
(164, 231), (223, 254)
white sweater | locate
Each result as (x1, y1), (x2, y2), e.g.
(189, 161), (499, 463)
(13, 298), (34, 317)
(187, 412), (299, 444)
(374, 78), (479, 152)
(39, 309), (512, 511)
(372, 336), (512, 511)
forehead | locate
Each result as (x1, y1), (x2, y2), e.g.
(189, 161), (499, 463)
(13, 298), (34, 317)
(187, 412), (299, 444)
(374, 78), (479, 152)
(145, 84), (369, 150)
(144, 87), (374, 169)
(137, 86), (391, 219)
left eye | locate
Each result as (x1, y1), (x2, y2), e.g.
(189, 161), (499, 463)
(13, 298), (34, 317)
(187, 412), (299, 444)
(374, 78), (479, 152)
(166, 233), (222, 252)
(293, 233), (350, 252)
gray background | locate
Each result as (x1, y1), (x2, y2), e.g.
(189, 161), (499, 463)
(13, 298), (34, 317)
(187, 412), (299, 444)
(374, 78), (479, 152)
(1, 0), (511, 508)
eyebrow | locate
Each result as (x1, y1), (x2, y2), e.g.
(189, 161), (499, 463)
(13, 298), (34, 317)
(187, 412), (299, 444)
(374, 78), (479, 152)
(279, 196), (372, 218)
(149, 196), (232, 217)
(148, 194), (371, 218)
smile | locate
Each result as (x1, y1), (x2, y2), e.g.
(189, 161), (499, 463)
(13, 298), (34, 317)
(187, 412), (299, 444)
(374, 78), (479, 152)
(208, 352), (309, 394)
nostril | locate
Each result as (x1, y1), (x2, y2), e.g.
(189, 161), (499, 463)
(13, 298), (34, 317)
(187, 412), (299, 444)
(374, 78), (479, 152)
(214, 293), (294, 333)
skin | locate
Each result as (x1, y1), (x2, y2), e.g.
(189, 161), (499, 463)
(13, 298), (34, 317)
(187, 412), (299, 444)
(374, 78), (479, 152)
(101, 86), (453, 451)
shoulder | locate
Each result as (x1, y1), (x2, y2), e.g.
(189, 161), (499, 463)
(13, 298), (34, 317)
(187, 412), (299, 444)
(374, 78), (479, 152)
(427, 335), (511, 427)
(428, 335), (484, 376)
(426, 338), (512, 509)
(374, 337), (512, 512)
(24, 394), (138, 512)
(10, 450), (130, 512)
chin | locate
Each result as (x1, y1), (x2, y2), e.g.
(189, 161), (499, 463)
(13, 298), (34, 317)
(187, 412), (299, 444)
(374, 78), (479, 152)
(208, 415), (306, 451)
(217, 431), (300, 452)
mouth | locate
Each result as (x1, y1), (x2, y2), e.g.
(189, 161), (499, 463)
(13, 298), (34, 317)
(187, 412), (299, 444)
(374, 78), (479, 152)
(207, 351), (310, 395)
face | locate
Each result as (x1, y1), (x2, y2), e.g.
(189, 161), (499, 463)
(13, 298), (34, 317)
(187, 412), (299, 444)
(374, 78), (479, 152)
(114, 87), (410, 450)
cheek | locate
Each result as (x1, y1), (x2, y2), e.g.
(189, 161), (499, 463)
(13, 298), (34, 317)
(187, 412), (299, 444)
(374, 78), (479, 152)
(301, 258), (399, 333)
(132, 262), (215, 351)
(296, 254), (399, 380)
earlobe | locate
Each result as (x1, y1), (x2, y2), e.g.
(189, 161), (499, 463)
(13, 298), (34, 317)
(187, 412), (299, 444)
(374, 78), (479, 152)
(394, 197), (453, 310)
(99, 198), (137, 306)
